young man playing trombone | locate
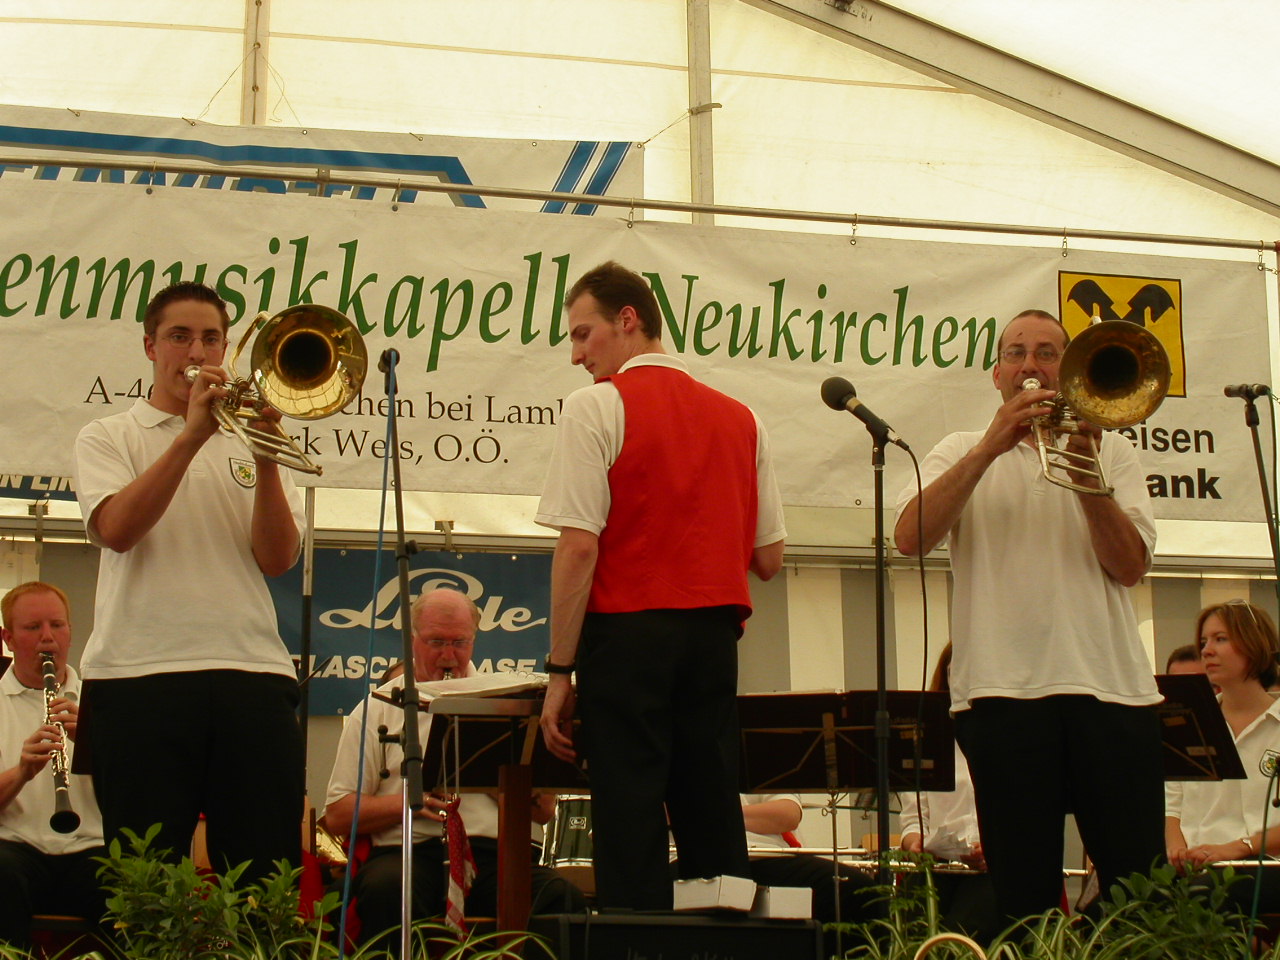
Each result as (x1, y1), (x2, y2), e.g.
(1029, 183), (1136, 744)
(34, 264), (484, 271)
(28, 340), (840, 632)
(0, 582), (105, 947)
(72, 281), (306, 883)
(894, 309), (1163, 924)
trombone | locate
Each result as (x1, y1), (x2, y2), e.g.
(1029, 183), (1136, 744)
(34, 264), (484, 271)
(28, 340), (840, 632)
(185, 304), (367, 475)
(1024, 319), (1170, 496)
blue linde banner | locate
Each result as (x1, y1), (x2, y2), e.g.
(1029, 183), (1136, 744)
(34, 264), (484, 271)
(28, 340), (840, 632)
(0, 474), (77, 502)
(268, 547), (551, 715)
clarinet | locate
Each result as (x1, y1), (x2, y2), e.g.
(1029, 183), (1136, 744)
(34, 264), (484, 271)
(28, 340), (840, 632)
(40, 653), (81, 835)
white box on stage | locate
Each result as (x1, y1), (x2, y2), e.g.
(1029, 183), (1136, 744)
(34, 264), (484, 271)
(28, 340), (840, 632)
(751, 885), (813, 920)
(672, 875), (757, 912)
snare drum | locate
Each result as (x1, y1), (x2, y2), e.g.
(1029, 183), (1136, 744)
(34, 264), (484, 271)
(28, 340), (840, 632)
(541, 796), (593, 867)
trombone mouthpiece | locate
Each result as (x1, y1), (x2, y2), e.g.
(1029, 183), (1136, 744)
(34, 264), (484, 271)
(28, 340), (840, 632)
(1021, 378), (1042, 391)
(184, 365), (200, 383)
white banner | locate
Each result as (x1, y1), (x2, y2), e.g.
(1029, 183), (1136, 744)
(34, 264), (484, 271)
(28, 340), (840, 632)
(0, 104), (641, 215)
(0, 177), (1268, 521)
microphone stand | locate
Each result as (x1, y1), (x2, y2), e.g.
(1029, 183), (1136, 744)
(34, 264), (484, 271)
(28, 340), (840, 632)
(377, 349), (425, 960)
(866, 422), (894, 885)
(1233, 394), (1280, 608)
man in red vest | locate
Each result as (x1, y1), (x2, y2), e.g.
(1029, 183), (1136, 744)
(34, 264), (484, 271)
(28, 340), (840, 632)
(536, 261), (786, 910)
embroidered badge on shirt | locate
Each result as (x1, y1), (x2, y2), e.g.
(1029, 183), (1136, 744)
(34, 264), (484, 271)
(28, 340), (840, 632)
(1260, 749), (1279, 779)
(230, 458), (257, 488)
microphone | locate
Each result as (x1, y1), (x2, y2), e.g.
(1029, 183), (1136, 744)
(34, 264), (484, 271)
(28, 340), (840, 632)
(821, 377), (909, 450)
(1224, 384), (1271, 401)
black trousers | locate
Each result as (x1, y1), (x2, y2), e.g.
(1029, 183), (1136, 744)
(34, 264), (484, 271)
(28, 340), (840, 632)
(0, 840), (106, 946)
(353, 838), (586, 948)
(82, 670), (305, 884)
(954, 695), (1164, 924)
(576, 607), (749, 910)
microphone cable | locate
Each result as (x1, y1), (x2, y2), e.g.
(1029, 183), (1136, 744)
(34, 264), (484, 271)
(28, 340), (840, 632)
(1244, 756), (1280, 959)
(904, 446), (932, 866)
(336, 352), (401, 953)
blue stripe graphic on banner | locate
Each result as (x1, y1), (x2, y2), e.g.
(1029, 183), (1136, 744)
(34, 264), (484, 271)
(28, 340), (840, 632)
(541, 140), (598, 214)
(571, 141), (631, 216)
(0, 125), (488, 207)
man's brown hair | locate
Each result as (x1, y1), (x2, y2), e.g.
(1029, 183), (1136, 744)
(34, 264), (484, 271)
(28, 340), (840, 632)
(143, 281), (231, 337)
(565, 261), (662, 339)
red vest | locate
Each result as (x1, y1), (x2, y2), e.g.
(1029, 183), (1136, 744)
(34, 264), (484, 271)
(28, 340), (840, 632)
(588, 364), (759, 621)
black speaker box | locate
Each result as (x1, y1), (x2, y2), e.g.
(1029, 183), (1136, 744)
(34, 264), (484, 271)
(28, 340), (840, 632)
(527, 912), (822, 960)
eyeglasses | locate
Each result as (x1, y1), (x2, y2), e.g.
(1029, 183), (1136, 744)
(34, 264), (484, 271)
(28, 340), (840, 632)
(999, 345), (1061, 365)
(424, 638), (473, 649)
(159, 331), (227, 350)
(1223, 598), (1261, 627)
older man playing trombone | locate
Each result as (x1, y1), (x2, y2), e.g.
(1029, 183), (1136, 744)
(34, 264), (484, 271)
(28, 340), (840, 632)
(894, 309), (1163, 924)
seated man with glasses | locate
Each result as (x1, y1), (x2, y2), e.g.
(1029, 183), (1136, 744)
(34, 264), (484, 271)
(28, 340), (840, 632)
(72, 281), (306, 883)
(895, 309), (1161, 925)
(324, 588), (584, 948)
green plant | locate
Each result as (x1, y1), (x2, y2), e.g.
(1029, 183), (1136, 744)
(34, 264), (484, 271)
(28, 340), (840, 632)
(92, 824), (340, 960)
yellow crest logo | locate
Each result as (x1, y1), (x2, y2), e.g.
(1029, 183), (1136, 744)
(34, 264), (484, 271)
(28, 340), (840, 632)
(230, 458), (257, 488)
(1058, 272), (1186, 398)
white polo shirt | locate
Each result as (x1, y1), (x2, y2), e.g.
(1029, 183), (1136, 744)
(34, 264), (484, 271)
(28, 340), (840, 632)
(1166, 695), (1280, 848)
(0, 666), (104, 854)
(895, 429), (1159, 712)
(324, 674), (543, 849)
(73, 399), (303, 679)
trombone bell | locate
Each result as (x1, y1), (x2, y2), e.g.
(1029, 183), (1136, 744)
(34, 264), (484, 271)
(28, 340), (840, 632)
(1028, 320), (1170, 496)
(188, 304), (368, 475)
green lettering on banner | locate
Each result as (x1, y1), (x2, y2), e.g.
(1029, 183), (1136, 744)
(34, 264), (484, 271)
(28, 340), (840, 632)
(932, 316), (959, 367)
(520, 252), (543, 344)
(287, 236), (328, 304)
(647, 271), (698, 353)
(806, 284), (829, 362)
(216, 264), (249, 324)
(479, 282), (513, 343)
(893, 286), (927, 367)
(336, 239), (379, 335)
(693, 301), (721, 356)
(546, 253), (572, 345)
(0, 253), (32, 317)
(767, 279), (803, 360)
(426, 277), (473, 372)
(726, 303), (762, 358)
(861, 312), (888, 365)
(85, 258), (155, 322)
(384, 275), (424, 337)
(963, 316), (998, 368)
(35, 255), (80, 318)
(829, 311), (857, 363)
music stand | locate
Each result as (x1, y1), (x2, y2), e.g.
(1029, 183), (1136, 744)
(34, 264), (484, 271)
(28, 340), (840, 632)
(737, 690), (952, 954)
(422, 694), (589, 933)
(737, 690), (954, 794)
(1155, 674), (1246, 781)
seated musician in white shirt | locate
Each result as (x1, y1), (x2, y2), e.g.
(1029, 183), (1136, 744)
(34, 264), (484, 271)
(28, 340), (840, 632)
(742, 792), (878, 942)
(324, 588), (584, 948)
(1166, 601), (1280, 916)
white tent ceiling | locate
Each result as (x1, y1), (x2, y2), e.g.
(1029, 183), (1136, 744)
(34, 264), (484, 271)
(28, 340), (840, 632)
(3, 0), (1278, 239)
(1, 0), (1276, 560)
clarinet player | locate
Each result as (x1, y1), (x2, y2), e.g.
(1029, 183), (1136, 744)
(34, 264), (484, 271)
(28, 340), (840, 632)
(0, 582), (105, 948)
